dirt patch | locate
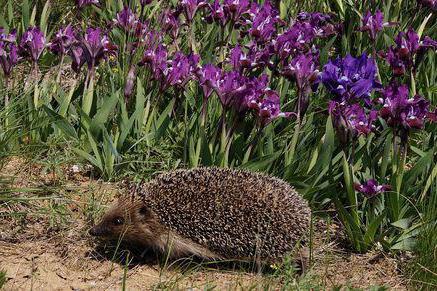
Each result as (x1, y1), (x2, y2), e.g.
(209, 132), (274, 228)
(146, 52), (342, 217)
(0, 157), (407, 290)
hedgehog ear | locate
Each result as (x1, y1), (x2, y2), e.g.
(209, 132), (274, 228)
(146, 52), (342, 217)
(138, 206), (151, 220)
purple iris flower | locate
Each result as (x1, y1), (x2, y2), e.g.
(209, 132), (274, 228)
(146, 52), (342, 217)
(354, 179), (391, 198)
(80, 28), (117, 69)
(359, 10), (394, 40)
(164, 52), (199, 89)
(49, 25), (75, 56)
(248, 88), (292, 127)
(321, 53), (381, 105)
(205, 0), (227, 26)
(223, 0), (250, 23)
(19, 26), (46, 62)
(139, 44), (168, 80)
(247, 1), (278, 42)
(0, 28), (19, 77)
(385, 29), (437, 76)
(379, 83), (430, 130)
(68, 45), (86, 73)
(296, 12), (337, 38)
(230, 45), (254, 71)
(160, 9), (180, 39)
(197, 64), (221, 99)
(417, 0), (437, 10)
(214, 70), (248, 109)
(282, 53), (320, 117)
(329, 101), (378, 145)
(272, 22), (315, 60)
(181, 0), (207, 23)
(115, 7), (138, 32)
(76, 0), (99, 8)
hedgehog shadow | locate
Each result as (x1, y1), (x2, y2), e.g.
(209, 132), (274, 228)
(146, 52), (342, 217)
(86, 241), (288, 275)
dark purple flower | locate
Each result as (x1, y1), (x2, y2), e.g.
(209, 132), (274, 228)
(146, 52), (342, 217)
(115, 7), (138, 32)
(215, 70), (247, 109)
(417, 0), (437, 10)
(355, 179), (391, 198)
(223, 0), (250, 23)
(0, 28), (19, 76)
(282, 52), (320, 117)
(247, 1), (278, 42)
(68, 45), (86, 73)
(384, 29), (436, 76)
(139, 44), (168, 79)
(80, 28), (117, 68)
(141, 0), (153, 6)
(181, 0), (207, 23)
(19, 26), (46, 62)
(380, 83), (430, 130)
(272, 22), (315, 60)
(76, 0), (99, 8)
(248, 87), (292, 127)
(296, 12), (337, 38)
(359, 10), (394, 40)
(329, 101), (377, 145)
(205, 0), (227, 25)
(321, 53), (381, 105)
(49, 25), (75, 56)
(160, 9), (180, 39)
(197, 64), (221, 99)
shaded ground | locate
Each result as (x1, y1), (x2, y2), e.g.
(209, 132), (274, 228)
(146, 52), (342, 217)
(0, 157), (407, 290)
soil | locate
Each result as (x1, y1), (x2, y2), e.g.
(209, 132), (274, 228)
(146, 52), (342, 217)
(0, 157), (407, 290)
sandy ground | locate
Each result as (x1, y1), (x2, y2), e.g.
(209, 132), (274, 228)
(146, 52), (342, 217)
(0, 157), (407, 290)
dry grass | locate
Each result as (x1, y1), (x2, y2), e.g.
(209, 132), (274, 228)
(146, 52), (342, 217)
(0, 157), (407, 290)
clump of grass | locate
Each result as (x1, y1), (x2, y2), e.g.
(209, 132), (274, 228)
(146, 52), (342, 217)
(0, 270), (6, 288)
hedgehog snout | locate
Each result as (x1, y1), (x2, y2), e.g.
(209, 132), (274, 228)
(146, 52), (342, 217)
(89, 225), (107, 237)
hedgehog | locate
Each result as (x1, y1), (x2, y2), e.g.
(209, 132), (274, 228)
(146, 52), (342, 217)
(89, 167), (311, 264)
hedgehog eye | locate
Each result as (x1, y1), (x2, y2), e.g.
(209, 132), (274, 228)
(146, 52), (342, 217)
(113, 217), (124, 226)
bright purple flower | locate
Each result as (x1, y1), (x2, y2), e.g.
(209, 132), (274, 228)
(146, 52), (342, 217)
(385, 29), (437, 76)
(417, 0), (437, 10)
(19, 26), (46, 62)
(80, 28), (117, 68)
(0, 28), (19, 76)
(215, 70), (247, 109)
(230, 45), (254, 70)
(164, 52), (199, 88)
(197, 64), (221, 99)
(354, 179), (391, 198)
(321, 53), (381, 105)
(76, 0), (99, 8)
(329, 101), (377, 145)
(49, 25), (75, 56)
(248, 88), (292, 127)
(115, 7), (138, 32)
(247, 1), (278, 42)
(380, 83), (430, 130)
(359, 10), (394, 40)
